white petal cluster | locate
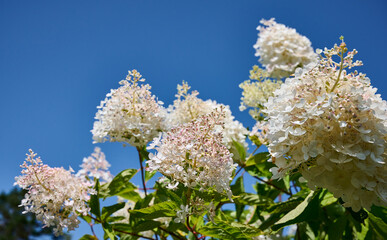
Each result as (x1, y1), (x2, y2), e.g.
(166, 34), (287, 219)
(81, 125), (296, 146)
(91, 70), (166, 147)
(14, 150), (94, 236)
(167, 81), (248, 150)
(76, 147), (113, 183)
(250, 121), (270, 146)
(264, 42), (387, 211)
(147, 110), (237, 199)
(239, 66), (282, 120)
(254, 18), (317, 79)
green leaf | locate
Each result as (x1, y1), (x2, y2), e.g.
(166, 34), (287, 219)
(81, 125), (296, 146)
(132, 220), (161, 232)
(138, 146), (150, 160)
(155, 182), (183, 205)
(370, 205), (387, 223)
(130, 201), (179, 220)
(145, 170), (157, 182)
(79, 234), (98, 240)
(199, 220), (262, 239)
(234, 193), (271, 206)
(117, 190), (141, 202)
(245, 152), (270, 167)
(272, 190), (320, 231)
(356, 218), (369, 240)
(100, 169), (137, 198)
(90, 179), (101, 218)
(102, 222), (116, 240)
(296, 222), (315, 240)
(231, 176), (245, 221)
(232, 140), (247, 163)
(367, 211), (387, 239)
(319, 189), (337, 207)
(267, 198), (303, 214)
(80, 214), (93, 224)
(327, 215), (347, 240)
(102, 202), (126, 220)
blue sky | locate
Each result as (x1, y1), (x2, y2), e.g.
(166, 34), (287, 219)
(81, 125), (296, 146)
(1, 0), (386, 238)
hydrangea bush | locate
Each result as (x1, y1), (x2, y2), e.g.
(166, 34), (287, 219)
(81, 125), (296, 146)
(15, 19), (387, 239)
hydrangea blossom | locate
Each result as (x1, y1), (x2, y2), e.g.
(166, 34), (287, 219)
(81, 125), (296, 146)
(240, 66), (282, 120)
(254, 18), (317, 79)
(14, 150), (94, 235)
(166, 81), (248, 150)
(250, 121), (270, 146)
(264, 41), (387, 211)
(147, 110), (237, 199)
(76, 147), (113, 183)
(91, 70), (166, 147)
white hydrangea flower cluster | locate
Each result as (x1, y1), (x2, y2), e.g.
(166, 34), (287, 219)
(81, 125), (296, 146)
(264, 41), (387, 211)
(14, 150), (94, 236)
(254, 18), (317, 79)
(240, 66), (282, 120)
(250, 121), (270, 146)
(167, 81), (248, 150)
(76, 147), (113, 183)
(147, 110), (237, 199)
(91, 70), (166, 147)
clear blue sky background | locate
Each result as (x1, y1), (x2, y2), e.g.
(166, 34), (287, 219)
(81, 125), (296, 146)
(1, 0), (386, 238)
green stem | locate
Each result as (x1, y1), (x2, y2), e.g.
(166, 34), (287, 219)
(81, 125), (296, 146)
(136, 147), (148, 196)
(330, 48), (345, 93)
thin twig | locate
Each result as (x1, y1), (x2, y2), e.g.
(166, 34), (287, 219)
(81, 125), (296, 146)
(254, 176), (291, 195)
(89, 223), (98, 239)
(136, 147), (148, 196)
(186, 215), (200, 240)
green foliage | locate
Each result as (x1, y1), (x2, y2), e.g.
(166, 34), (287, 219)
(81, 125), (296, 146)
(198, 219), (262, 239)
(130, 201), (179, 220)
(99, 169), (138, 199)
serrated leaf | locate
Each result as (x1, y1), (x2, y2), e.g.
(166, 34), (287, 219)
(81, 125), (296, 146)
(100, 169), (137, 198)
(199, 220), (262, 239)
(272, 190), (320, 231)
(130, 201), (179, 220)
(102, 202), (126, 220)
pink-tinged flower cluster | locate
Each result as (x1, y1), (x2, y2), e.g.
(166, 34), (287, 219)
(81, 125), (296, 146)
(264, 41), (387, 211)
(76, 147), (113, 183)
(147, 110), (237, 199)
(166, 81), (248, 151)
(254, 18), (317, 79)
(250, 121), (270, 146)
(14, 150), (94, 235)
(91, 70), (166, 147)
